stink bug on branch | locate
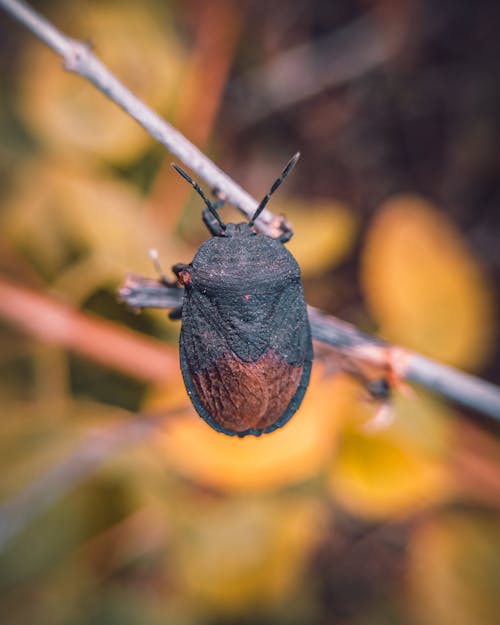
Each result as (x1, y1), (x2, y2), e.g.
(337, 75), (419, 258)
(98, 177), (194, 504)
(169, 153), (313, 437)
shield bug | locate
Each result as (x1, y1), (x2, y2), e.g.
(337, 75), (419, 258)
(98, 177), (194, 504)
(170, 154), (313, 437)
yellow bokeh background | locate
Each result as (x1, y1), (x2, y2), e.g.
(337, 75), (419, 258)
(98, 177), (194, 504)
(0, 1), (498, 624)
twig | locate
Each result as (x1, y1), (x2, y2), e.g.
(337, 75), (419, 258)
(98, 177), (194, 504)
(309, 308), (500, 420)
(0, 0), (286, 238)
(2, 272), (498, 420)
(1, 0), (499, 421)
(119, 275), (500, 421)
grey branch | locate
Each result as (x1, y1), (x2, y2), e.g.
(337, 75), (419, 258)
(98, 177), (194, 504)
(0, 0), (286, 237)
(2, 0), (500, 423)
(119, 275), (500, 421)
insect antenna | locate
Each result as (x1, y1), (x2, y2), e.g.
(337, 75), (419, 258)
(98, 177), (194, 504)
(248, 152), (300, 227)
(171, 163), (226, 230)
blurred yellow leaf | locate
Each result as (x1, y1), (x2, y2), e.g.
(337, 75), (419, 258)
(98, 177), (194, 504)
(408, 512), (500, 625)
(276, 198), (357, 276)
(3, 159), (188, 301)
(361, 195), (495, 369)
(149, 365), (341, 493)
(17, 1), (186, 163)
(0, 399), (132, 500)
(328, 378), (450, 519)
(173, 497), (323, 615)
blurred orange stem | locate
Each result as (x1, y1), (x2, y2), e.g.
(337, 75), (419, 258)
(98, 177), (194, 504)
(150, 0), (243, 227)
(0, 277), (178, 383)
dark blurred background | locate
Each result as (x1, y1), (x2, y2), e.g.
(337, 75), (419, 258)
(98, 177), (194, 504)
(0, 1), (499, 624)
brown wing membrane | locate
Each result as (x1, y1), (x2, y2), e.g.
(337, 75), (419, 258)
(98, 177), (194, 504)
(190, 348), (303, 433)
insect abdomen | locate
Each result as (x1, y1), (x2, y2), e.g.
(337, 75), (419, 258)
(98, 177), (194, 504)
(189, 348), (304, 434)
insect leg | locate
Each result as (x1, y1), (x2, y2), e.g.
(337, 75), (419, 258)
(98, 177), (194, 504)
(276, 220), (294, 243)
(167, 263), (191, 319)
(172, 262), (190, 276)
(172, 263), (192, 287)
(367, 378), (391, 401)
(202, 198), (226, 235)
(168, 306), (183, 320)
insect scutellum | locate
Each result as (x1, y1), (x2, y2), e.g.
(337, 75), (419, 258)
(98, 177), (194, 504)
(171, 152), (300, 239)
